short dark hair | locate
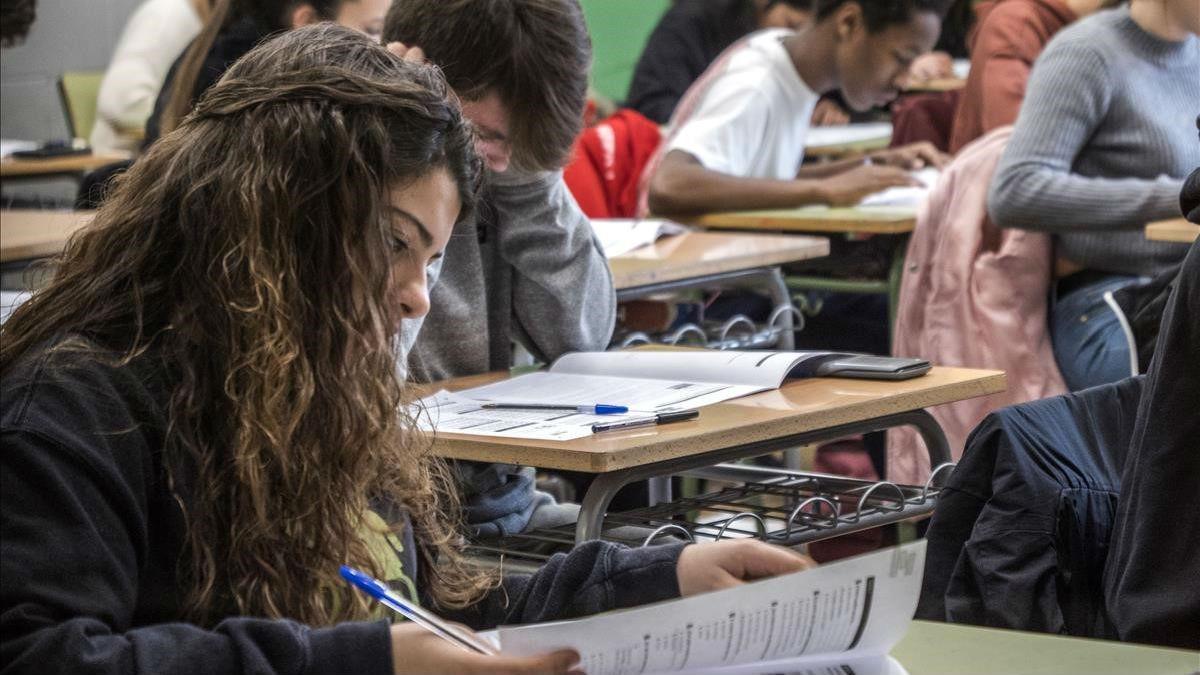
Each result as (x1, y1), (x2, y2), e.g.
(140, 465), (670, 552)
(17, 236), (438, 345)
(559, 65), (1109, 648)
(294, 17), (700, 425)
(0, 0), (36, 47)
(814, 0), (954, 32)
(384, 0), (591, 172)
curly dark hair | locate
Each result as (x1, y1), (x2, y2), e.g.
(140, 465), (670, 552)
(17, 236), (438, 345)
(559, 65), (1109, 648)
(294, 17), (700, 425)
(0, 0), (37, 47)
(1, 24), (492, 626)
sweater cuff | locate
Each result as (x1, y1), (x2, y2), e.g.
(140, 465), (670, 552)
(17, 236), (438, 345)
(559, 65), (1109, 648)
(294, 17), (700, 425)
(608, 542), (687, 610)
(306, 620), (392, 675)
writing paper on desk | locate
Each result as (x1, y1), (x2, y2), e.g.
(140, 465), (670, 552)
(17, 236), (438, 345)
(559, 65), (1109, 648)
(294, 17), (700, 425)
(414, 350), (847, 441)
(806, 122), (893, 149)
(493, 541), (926, 675)
(592, 218), (688, 258)
(859, 167), (940, 208)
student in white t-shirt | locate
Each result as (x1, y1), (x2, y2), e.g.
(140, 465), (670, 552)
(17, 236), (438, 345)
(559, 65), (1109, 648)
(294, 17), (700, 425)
(90, 0), (212, 154)
(642, 0), (955, 217)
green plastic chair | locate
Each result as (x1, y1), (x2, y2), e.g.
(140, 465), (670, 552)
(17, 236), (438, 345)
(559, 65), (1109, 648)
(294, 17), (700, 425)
(57, 71), (105, 142)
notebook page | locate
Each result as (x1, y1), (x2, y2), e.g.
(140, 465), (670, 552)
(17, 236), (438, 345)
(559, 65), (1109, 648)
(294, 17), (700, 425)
(495, 541), (926, 675)
(549, 350), (837, 388)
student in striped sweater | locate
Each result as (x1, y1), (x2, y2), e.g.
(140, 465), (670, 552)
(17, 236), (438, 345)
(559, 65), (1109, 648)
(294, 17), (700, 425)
(988, 0), (1199, 391)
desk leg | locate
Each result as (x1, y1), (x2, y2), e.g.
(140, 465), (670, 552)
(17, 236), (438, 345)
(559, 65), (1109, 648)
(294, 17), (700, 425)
(764, 267), (795, 350)
(573, 408), (951, 543)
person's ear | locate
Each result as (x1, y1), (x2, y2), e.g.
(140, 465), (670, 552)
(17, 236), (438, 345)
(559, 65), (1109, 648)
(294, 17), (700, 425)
(288, 2), (320, 28)
(835, 1), (863, 41)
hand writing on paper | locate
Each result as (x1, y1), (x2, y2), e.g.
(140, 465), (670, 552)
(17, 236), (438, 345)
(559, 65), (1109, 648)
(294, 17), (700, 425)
(810, 98), (851, 127)
(817, 164), (919, 207)
(869, 142), (950, 171)
(389, 623), (582, 674)
(386, 41), (426, 64)
(676, 539), (816, 597)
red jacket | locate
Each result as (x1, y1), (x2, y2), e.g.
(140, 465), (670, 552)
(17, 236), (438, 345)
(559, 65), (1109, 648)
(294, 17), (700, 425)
(564, 109), (661, 219)
(948, 0), (1075, 154)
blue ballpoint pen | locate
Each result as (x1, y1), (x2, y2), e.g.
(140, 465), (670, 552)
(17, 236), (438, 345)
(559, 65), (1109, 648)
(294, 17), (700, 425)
(479, 402), (628, 415)
(339, 565), (496, 655)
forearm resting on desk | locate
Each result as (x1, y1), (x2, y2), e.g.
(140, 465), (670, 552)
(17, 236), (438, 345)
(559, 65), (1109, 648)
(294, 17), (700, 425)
(647, 151), (828, 215)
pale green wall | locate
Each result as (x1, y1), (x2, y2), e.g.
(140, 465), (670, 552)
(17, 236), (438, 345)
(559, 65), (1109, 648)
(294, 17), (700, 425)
(580, 0), (671, 102)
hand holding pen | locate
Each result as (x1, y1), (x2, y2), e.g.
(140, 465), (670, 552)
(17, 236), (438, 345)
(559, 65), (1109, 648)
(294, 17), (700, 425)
(340, 566), (582, 674)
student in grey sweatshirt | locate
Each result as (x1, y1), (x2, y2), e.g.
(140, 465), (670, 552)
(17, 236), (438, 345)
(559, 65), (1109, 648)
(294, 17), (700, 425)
(384, 0), (617, 538)
(988, 0), (1200, 391)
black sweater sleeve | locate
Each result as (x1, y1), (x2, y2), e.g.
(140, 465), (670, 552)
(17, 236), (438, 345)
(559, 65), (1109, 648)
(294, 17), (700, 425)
(442, 540), (686, 630)
(625, 7), (719, 125)
(0, 357), (392, 675)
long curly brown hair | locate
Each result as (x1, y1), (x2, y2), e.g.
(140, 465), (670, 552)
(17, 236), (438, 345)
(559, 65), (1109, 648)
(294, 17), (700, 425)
(0, 24), (493, 625)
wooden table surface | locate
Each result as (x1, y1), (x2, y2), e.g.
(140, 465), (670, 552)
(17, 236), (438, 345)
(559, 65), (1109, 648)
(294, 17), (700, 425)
(903, 77), (967, 93)
(1, 210), (96, 263)
(893, 621), (1200, 675)
(0, 152), (128, 178)
(423, 366), (1005, 473)
(804, 123), (893, 159)
(684, 205), (917, 235)
(1144, 217), (1198, 243)
(609, 231), (829, 290)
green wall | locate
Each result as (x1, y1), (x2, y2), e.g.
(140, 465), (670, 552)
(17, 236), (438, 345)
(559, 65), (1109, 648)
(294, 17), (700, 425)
(580, 0), (671, 103)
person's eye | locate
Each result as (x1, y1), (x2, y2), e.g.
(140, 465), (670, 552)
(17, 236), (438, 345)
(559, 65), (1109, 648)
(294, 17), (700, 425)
(389, 234), (410, 254)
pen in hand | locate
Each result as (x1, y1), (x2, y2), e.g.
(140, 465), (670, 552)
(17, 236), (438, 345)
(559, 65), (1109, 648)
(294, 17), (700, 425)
(340, 565), (496, 655)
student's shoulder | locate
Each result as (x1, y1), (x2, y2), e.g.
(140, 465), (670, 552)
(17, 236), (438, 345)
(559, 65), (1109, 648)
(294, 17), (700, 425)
(1, 337), (168, 452)
(974, 0), (1060, 46)
(1039, 9), (1120, 63)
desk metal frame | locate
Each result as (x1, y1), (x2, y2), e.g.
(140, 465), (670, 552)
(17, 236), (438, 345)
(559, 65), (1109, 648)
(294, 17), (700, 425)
(576, 408), (949, 541)
(615, 266), (795, 350)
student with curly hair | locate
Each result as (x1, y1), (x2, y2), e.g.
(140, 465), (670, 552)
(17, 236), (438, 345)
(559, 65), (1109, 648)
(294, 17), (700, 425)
(0, 24), (810, 675)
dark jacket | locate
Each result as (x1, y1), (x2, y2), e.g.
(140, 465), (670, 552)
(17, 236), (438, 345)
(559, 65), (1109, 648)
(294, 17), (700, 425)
(916, 376), (1139, 638)
(1103, 238), (1200, 649)
(625, 0), (758, 124)
(0, 341), (683, 674)
(143, 16), (272, 147)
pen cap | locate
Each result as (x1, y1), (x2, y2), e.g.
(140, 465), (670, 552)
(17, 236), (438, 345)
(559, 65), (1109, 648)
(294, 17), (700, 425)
(340, 565), (390, 601)
(657, 409), (700, 423)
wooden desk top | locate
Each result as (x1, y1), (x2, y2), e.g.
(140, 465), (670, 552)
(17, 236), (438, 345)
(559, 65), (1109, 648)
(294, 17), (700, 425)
(424, 366), (1005, 473)
(609, 231), (829, 290)
(1144, 217), (1198, 243)
(804, 123), (893, 160)
(1, 210), (96, 263)
(684, 205), (917, 235)
(0, 152), (128, 179)
(893, 621), (1199, 675)
(904, 77), (967, 93)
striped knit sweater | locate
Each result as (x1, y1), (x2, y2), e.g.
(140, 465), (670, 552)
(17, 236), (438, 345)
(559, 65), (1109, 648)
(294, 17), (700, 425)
(988, 5), (1200, 276)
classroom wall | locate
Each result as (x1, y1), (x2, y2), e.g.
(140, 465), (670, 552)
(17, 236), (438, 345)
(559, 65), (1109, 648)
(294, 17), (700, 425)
(580, 0), (670, 103)
(1, 0), (140, 203)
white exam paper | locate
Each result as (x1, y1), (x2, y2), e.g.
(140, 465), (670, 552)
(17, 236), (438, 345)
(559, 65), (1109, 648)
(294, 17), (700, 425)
(493, 541), (926, 675)
(592, 219), (688, 258)
(859, 168), (940, 208)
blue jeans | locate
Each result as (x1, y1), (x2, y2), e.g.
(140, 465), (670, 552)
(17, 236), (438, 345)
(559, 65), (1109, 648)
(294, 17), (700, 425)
(1051, 275), (1139, 391)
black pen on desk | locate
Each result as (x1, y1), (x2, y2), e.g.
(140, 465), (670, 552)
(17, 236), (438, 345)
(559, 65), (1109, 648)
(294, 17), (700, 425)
(591, 409), (699, 433)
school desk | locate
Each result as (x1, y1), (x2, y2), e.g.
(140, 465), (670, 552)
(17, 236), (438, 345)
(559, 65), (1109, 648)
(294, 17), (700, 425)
(892, 620), (1200, 675)
(903, 77), (967, 93)
(1144, 217), (1199, 244)
(424, 365), (1005, 542)
(609, 230), (829, 350)
(804, 122), (894, 160)
(0, 209), (95, 263)
(681, 205), (917, 326)
(0, 152), (128, 180)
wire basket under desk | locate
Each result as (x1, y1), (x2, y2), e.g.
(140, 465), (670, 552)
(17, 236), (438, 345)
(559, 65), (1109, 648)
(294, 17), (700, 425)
(467, 462), (954, 574)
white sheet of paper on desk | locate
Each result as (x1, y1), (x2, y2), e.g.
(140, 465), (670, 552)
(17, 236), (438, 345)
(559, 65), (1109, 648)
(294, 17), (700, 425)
(491, 541), (926, 675)
(859, 167), (940, 208)
(0, 139), (38, 158)
(414, 390), (601, 441)
(806, 122), (894, 149)
(592, 219), (688, 258)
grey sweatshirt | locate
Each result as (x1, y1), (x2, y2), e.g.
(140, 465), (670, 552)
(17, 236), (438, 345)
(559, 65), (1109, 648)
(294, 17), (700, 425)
(402, 168), (616, 536)
(988, 6), (1200, 276)
(407, 168), (615, 381)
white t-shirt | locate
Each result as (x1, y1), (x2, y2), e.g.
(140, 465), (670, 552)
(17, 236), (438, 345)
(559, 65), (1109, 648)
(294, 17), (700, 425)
(90, 0), (203, 154)
(663, 28), (819, 180)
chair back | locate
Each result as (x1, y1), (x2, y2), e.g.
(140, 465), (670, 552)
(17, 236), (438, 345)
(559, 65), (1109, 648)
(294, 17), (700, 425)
(57, 71), (104, 142)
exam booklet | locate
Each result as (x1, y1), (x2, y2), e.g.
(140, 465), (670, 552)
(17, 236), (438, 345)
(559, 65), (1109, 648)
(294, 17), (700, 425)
(859, 167), (940, 208)
(592, 218), (688, 258)
(414, 350), (849, 441)
(483, 541), (926, 675)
